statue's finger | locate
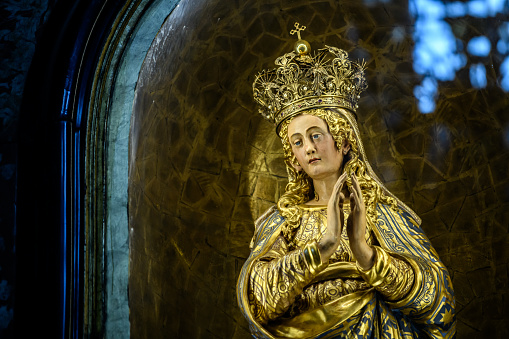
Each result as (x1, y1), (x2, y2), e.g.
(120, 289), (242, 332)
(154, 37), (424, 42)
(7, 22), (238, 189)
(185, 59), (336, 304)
(350, 184), (360, 208)
(352, 173), (364, 203)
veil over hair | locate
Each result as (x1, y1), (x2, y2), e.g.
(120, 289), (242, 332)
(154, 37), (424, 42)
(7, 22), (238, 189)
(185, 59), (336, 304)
(276, 107), (420, 248)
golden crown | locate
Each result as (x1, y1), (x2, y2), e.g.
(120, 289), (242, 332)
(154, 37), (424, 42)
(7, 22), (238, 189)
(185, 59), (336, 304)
(253, 23), (368, 132)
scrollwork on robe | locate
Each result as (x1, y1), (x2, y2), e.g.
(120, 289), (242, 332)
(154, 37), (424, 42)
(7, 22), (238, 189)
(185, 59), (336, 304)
(237, 204), (456, 338)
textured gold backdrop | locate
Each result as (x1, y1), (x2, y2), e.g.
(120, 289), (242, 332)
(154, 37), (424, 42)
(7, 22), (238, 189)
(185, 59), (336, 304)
(128, 0), (509, 337)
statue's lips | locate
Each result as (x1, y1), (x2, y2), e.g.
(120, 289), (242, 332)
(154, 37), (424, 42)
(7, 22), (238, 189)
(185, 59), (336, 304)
(309, 158), (320, 164)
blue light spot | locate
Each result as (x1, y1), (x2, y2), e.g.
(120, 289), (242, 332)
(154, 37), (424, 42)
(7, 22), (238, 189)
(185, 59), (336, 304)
(486, 0), (507, 15)
(500, 57), (509, 91)
(468, 0), (489, 17)
(446, 2), (467, 17)
(416, 94), (436, 114)
(470, 63), (487, 88)
(499, 22), (509, 39)
(412, 16), (466, 81)
(414, 77), (438, 113)
(497, 22), (509, 55)
(411, 0), (446, 18)
(392, 26), (406, 42)
(467, 36), (491, 56)
(497, 40), (508, 54)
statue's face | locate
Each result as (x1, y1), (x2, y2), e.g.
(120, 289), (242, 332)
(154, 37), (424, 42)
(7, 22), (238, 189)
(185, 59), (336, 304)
(288, 114), (349, 180)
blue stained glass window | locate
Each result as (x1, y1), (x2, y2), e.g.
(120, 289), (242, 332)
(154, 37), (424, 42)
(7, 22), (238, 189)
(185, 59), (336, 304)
(365, 0), (509, 108)
(409, 0), (509, 111)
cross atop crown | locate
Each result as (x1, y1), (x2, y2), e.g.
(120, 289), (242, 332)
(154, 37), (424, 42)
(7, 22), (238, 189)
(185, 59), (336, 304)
(290, 22), (306, 40)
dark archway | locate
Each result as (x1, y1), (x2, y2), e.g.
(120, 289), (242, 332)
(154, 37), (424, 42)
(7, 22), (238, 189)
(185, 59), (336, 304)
(15, 0), (154, 337)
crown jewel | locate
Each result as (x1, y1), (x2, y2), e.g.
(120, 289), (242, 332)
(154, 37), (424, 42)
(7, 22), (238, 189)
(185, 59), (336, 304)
(253, 23), (368, 132)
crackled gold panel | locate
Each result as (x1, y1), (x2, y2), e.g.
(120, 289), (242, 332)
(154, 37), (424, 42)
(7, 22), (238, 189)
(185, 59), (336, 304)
(129, 0), (509, 338)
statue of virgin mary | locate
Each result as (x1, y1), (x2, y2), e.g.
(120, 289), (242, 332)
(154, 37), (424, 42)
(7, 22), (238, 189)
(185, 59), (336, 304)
(236, 24), (456, 338)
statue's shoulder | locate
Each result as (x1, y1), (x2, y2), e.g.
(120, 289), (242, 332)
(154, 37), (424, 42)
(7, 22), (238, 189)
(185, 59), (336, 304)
(249, 206), (284, 250)
(254, 205), (280, 233)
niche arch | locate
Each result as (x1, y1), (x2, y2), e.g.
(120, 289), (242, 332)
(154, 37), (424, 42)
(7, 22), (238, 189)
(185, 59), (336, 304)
(127, 1), (290, 337)
(84, 0), (181, 336)
(89, 0), (509, 337)
(126, 1), (412, 337)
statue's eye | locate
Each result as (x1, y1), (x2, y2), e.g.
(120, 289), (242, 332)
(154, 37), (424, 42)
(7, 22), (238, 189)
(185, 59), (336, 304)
(294, 140), (302, 146)
(312, 134), (320, 139)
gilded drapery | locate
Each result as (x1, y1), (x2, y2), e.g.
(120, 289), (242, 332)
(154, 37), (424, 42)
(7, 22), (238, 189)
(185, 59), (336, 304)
(236, 204), (455, 338)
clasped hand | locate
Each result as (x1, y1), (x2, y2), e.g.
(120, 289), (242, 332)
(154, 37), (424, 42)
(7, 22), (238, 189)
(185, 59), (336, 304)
(318, 172), (375, 270)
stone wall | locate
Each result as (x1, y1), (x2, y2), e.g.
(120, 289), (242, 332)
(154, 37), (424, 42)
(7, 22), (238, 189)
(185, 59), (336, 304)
(0, 0), (54, 335)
